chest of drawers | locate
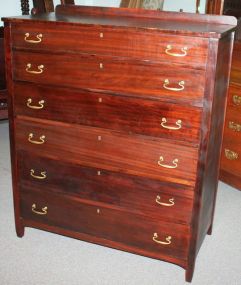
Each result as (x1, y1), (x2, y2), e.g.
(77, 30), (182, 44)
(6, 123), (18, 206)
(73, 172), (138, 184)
(220, 40), (241, 190)
(2, 5), (236, 282)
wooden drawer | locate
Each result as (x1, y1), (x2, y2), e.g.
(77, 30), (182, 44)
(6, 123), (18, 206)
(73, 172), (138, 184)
(12, 23), (208, 68)
(18, 152), (194, 224)
(221, 140), (241, 178)
(223, 106), (241, 139)
(14, 82), (202, 143)
(15, 118), (199, 187)
(227, 84), (241, 108)
(13, 51), (206, 102)
(230, 42), (241, 84)
(20, 188), (190, 261)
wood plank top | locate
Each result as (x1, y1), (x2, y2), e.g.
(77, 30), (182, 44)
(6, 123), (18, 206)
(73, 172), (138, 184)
(2, 5), (237, 38)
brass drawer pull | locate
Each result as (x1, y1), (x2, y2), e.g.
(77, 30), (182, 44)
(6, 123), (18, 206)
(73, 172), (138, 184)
(24, 33), (43, 43)
(165, 45), (188, 57)
(30, 169), (46, 180)
(28, 133), (46, 144)
(224, 149), (238, 160)
(158, 156), (178, 169)
(27, 98), (45, 110)
(153, 233), (172, 245)
(161, 118), (182, 130)
(26, 63), (44, 74)
(163, 79), (185, 92)
(156, 195), (175, 207)
(229, 121), (241, 132)
(233, 95), (241, 105)
(32, 204), (48, 215)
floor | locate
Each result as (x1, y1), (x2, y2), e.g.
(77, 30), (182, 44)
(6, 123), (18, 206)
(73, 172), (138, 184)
(0, 120), (240, 285)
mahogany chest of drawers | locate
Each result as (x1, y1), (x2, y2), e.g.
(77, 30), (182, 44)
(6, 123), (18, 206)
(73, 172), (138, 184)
(220, 39), (241, 190)
(2, 5), (236, 282)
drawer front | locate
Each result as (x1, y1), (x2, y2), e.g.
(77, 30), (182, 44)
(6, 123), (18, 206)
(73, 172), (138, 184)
(230, 43), (241, 84)
(12, 23), (208, 67)
(221, 140), (241, 178)
(13, 51), (205, 102)
(15, 118), (199, 186)
(14, 82), (202, 143)
(18, 152), (194, 224)
(20, 188), (190, 260)
(223, 106), (241, 139)
(227, 84), (241, 108)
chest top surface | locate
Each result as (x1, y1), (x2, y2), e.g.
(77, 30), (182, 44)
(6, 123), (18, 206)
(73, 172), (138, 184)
(2, 5), (237, 38)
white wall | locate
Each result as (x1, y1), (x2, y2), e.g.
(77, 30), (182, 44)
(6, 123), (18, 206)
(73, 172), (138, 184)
(73, 0), (207, 12)
(53, 0), (121, 7)
(1, 0), (23, 18)
(164, 0), (206, 13)
(1, 0), (207, 26)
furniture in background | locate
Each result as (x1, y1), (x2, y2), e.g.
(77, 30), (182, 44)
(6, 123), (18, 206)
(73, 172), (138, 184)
(20, 0), (54, 14)
(220, 13), (241, 190)
(206, 0), (241, 191)
(20, 0), (30, 15)
(206, 0), (241, 15)
(0, 27), (7, 120)
(32, 0), (54, 14)
(3, 5), (235, 282)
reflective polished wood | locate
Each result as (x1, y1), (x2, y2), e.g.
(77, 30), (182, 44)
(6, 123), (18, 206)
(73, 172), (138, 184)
(2, 5), (236, 282)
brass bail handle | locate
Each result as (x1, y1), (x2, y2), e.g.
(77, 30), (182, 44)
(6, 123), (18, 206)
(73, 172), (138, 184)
(30, 169), (47, 180)
(165, 45), (188, 57)
(156, 195), (175, 207)
(153, 233), (172, 245)
(158, 156), (178, 169)
(24, 33), (43, 43)
(232, 95), (241, 105)
(26, 63), (44, 74)
(163, 79), (185, 92)
(27, 98), (45, 110)
(161, 118), (182, 130)
(28, 133), (46, 145)
(32, 204), (48, 215)
(224, 149), (239, 160)
(228, 121), (241, 132)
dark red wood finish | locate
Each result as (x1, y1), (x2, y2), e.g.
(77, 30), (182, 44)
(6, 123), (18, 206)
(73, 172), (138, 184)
(2, 6), (236, 283)
(55, 5), (236, 28)
(12, 51), (206, 102)
(18, 151), (194, 224)
(4, 22), (25, 238)
(220, 41), (241, 190)
(186, 33), (234, 282)
(15, 117), (199, 186)
(11, 23), (209, 68)
(21, 188), (190, 264)
(14, 82), (202, 142)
